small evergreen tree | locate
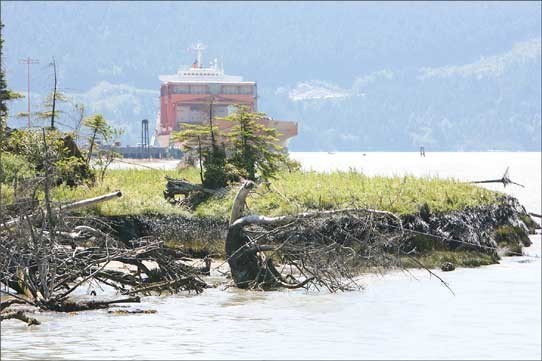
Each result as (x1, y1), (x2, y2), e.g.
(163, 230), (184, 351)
(172, 123), (230, 188)
(36, 91), (69, 127)
(172, 123), (212, 184)
(83, 114), (112, 164)
(223, 105), (287, 181)
(172, 106), (293, 188)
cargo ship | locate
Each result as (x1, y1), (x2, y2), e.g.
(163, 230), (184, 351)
(153, 43), (297, 149)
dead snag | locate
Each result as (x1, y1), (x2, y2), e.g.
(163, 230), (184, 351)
(225, 181), (405, 291)
(226, 181), (283, 289)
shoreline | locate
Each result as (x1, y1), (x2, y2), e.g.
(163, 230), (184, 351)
(100, 194), (539, 271)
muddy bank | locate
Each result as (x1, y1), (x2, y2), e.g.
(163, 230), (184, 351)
(101, 195), (538, 265)
(402, 196), (538, 257)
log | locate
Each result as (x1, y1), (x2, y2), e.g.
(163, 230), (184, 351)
(41, 296), (140, 312)
(0, 299), (27, 311)
(0, 311), (41, 325)
(0, 191), (122, 229)
(164, 177), (219, 200)
(470, 167), (525, 188)
(58, 191), (122, 212)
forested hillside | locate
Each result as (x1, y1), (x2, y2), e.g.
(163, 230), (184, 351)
(2, 1), (540, 150)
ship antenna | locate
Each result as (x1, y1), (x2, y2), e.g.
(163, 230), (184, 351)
(190, 42), (207, 68)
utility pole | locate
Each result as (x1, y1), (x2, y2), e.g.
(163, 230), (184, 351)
(19, 57), (40, 128)
(50, 58), (57, 129)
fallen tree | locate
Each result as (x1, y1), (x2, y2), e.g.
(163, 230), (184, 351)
(3, 173), (536, 325)
(225, 181), (408, 291)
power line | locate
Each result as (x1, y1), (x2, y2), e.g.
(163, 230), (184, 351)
(18, 57), (40, 128)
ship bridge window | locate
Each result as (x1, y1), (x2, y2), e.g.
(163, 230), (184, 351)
(222, 85), (239, 95)
(171, 85), (189, 94)
(190, 85), (208, 94)
(209, 84), (221, 95)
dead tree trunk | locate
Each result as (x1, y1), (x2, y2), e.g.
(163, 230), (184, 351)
(225, 181), (405, 291)
(226, 181), (279, 289)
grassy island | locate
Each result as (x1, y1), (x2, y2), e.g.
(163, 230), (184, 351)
(49, 168), (500, 219)
(44, 167), (525, 272)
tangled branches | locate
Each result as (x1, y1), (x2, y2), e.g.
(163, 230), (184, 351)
(0, 193), (209, 324)
(226, 181), (408, 292)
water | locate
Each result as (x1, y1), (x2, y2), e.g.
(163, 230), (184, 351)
(2, 152), (541, 360)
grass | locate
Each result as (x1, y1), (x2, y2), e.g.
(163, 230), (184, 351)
(40, 167), (500, 218)
(401, 250), (499, 269)
(0, 167), (509, 270)
(48, 167), (201, 217)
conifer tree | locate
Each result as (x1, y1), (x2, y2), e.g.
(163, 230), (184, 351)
(224, 105), (286, 181)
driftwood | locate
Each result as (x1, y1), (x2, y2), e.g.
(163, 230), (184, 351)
(1, 230), (208, 315)
(164, 177), (218, 200)
(42, 296), (141, 312)
(108, 309), (157, 314)
(0, 310), (41, 326)
(225, 181), (407, 291)
(471, 167), (525, 188)
(0, 191), (122, 229)
(163, 176), (228, 210)
(0, 299), (26, 311)
(1, 189), (209, 321)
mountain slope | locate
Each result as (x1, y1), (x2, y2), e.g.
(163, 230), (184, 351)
(2, 1), (540, 150)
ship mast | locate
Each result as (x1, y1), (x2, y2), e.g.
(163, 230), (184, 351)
(190, 42), (207, 68)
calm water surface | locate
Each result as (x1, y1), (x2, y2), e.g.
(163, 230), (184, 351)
(1, 152), (541, 360)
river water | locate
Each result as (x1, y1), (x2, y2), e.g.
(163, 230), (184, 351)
(2, 152), (541, 360)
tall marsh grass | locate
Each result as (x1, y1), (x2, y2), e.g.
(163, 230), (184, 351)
(47, 168), (499, 218)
